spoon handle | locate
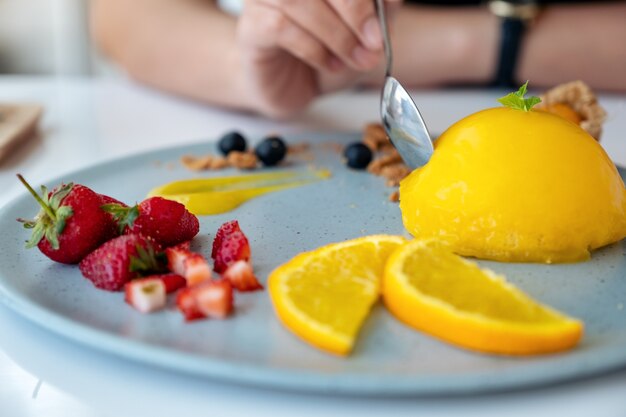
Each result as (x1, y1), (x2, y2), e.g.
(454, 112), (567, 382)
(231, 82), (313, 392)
(375, 0), (393, 77)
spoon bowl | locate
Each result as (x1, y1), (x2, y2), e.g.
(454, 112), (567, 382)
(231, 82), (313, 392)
(375, 0), (434, 170)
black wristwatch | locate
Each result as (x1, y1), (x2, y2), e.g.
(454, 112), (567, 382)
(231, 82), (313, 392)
(488, 0), (541, 87)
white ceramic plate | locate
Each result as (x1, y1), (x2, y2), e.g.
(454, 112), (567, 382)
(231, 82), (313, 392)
(0, 134), (625, 396)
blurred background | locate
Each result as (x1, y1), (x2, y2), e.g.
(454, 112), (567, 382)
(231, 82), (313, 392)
(0, 0), (96, 75)
(0, 0), (239, 76)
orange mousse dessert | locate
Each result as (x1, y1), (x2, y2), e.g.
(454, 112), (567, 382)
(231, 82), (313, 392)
(399, 83), (626, 263)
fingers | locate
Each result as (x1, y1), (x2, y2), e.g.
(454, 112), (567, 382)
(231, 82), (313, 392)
(240, 0), (384, 71)
(325, 0), (403, 49)
(262, 0), (381, 70)
(326, 0), (382, 51)
(239, 3), (338, 72)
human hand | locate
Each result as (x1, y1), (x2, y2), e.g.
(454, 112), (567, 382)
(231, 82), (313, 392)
(237, 0), (402, 118)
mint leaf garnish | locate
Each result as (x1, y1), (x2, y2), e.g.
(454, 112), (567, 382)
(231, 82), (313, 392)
(497, 81), (542, 112)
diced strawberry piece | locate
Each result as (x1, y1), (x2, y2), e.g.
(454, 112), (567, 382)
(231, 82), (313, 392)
(195, 279), (234, 319)
(166, 246), (188, 276)
(213, 231), (251, 273)
(158, 273), (187, 293)
(176, 286), (205, 321)
(184, 253), (212, 286)
(223, 260), (263, 292)
(211, 220), (241, 258)
(175, 280), (233, 321)
(124, 277), (166, 313)
(165, 246), (212, 286)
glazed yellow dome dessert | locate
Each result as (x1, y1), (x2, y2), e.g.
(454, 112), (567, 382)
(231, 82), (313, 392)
(399, 84), (626, 263)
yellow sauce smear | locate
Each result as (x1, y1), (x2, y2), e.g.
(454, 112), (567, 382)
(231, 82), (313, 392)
(148, 169), (331, 215)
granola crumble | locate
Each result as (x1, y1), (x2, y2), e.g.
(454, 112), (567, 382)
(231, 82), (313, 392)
(181, 154), (228, 171)
(388, 190), (400, 202)
(363, 123), (393, 151)
(227, 151), (258, 170)
(538, 80), (607, 141)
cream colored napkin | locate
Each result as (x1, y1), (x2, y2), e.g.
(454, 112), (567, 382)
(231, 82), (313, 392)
(0, 104), (43, 162)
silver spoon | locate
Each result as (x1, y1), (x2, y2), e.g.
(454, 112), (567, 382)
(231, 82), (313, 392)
(375, 0), (433, 170)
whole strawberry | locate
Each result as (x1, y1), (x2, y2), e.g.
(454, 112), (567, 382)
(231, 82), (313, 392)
(17, 175), (117, 264)
(103, 196), (199, 247)
(79, 234), (165, 291)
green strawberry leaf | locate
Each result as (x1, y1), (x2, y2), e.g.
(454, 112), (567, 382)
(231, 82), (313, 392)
(25, 223), (46, 249)
(44, 224), (60, 250)
(102, 203), (140, 234)
(129, 242), (166, 275)
(55, 206), (74, 235)
(16, 175), (75, 250)
(48, 183), (73, 210)
(497, 81), (542, 112)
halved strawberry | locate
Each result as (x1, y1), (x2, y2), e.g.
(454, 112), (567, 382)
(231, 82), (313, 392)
(176, 279), (234, 321)
(213, 231), (251, 273)
(223, 260), (263, 292)
(165, 245), (212, 286)
(124, 277), (166, 313)
(211, 220), (241, 258)
(79, 234), (165, 291)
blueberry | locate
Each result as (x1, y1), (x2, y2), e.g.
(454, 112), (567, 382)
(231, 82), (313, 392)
(343, 143), (372, 169)
(255, 136), (287, 166)
(218, 131), (247, 155)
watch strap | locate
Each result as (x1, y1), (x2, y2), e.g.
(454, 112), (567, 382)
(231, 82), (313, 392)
(493, 17), (526, 87)
(488, 0), (540, 87)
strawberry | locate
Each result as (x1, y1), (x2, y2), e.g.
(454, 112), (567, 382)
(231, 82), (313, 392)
(213, 231), (251, 273)
(173, 241), (191, 252)
(17, 175), (117, 264)
(223, 260), (263, 292)
(99, 194), (126, 207)
(176, 279), (233, 321)
(165, 245), (212, 286)
(99, 194), (127, 238)
(196, 279), (234, 319)
(158, 273), (187, 293)
(211, 220), (241, 258)
(79, 234), (165, 291)
(103, 196), (199, 247)
(124, 277), (166, 313)
(176, 286), (205, 321)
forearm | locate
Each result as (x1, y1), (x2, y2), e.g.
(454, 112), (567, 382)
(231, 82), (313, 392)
(376, 2), (626, 92)
(91, 0), (250, 111)
(356, 5), (499, 88)
(390, 5), (499, 87)
(518, 2), (626, 92)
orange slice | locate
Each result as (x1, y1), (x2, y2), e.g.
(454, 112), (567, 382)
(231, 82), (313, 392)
(268, 235), (406, 355)
(383, 239), (584, 355)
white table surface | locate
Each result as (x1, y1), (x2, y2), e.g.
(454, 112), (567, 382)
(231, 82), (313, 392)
(1, 76), (625, 417)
